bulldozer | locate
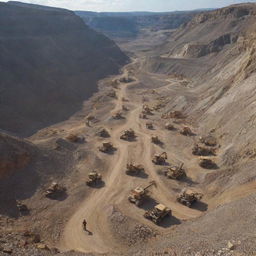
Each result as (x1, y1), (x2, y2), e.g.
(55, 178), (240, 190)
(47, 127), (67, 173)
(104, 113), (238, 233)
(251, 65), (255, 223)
(44, 182), (66, 198)
(128, 181), (156, 206)
(165, 123), (175, 130)
(66, 134), (85, 143)
(151, 136), (161, 145)
(99, 142), (115, 153)
(164, 163), (186, 180)
(144, 204), (171, 224)
(97, 128), (110, 138)
(142, 104), (153, 115)
(192, 144), (215, 156)
(120, 129), (136, 141)
(152, 152), (167, 165)
(122, 105), (129, 111)
(162, 111), (184, 119)
(126, 163), (145, 176)
(16, 200), (29, 215)
(119, 76), (134, 83)
(199, 135), (217, 147)
(112, 112), (124, 120)
(86, 115), (95, 127)
(199, 157), (217, 169)
(180, 126), (193, 136)
(86, 171), (102, 187)
(177, 188), (203, 207)
(146, 122), (154, 130)
(139, 113), (147, 119)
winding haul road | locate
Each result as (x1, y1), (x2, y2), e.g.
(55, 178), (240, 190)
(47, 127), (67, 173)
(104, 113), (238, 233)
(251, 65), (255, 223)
(60, 60), (203, 254)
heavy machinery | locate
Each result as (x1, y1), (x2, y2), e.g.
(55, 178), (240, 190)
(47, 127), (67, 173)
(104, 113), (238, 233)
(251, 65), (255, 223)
(199, 157), (217, 169)
(119, 76), (134, 83)
(99, 142), (115, 153)
(151, 136), (161, 145)
(120, 129), (136, 141)
(144, 204), (171, 224)
(152, 152), (167, 165)
(164, 163), (186, 180)
(180, 126), (193, 136)
(199, 135), (217, 147)
(126, 163), (145, 176)
(142, 105), (153, 115)
(128, 181), (156, 206)
(162, 111), (183, 119)
(146, 122), (154, 130)
(66, 134), (85, 143)
(107, 90), (117, 98)
(16, 201), (29, 215)
(112, 112), (123, 120)
(177, 188), (203, 207)
(165, 123), (175, 130)
(139, 113), (147, 119)
(86, 171), (102, 186)
(86, 115), (95, 127)
(192, 144), (215, 156)
(44, 182), (66, 198)
(122, 105), (129, 111)
(97, 128), (110, 138)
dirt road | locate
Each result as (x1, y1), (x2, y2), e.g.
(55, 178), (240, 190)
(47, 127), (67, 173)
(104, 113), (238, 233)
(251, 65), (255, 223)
(60, 59), (204, 254)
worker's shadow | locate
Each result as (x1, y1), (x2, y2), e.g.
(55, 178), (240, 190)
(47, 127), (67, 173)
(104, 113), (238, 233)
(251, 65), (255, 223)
(86, 230), (93, 236)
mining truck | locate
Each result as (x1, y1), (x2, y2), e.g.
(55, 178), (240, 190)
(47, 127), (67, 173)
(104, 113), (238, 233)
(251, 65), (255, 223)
(112, 112), (124, 120)
(165, 123), (175, 130)
(120, 129), (136, 141)
(44, 182), (66, 198)
(144, 204), (171, 224)
(192, 144), (215, 156)
(86, 171), (102, 187)
(146, 122), (154, 130)
(16, 200), (29, 215)
(97, 128), (110, 138)
(152, 152), (167, 165)
(180, 126), (193, 136)
(151, 136), (161, 145)
(142, 104), (153, 115)
(99, 142), (115, 153)
(128, 181), (156, 206)
(164, 163), (186, 180)
(177, 188), (203, 207)
(199, 135), (217, 147)
(126, 163), (145, 176)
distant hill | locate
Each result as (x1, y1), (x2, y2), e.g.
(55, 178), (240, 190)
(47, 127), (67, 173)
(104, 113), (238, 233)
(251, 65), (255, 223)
(76, 10), (205, 39)
(0, 2), (128, 136)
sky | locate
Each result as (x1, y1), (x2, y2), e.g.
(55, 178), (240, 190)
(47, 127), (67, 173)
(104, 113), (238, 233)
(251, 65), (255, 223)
(2, 0), (256, 12)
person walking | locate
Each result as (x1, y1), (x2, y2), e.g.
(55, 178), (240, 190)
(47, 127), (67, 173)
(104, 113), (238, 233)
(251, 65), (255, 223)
(82, 219), (87, 231)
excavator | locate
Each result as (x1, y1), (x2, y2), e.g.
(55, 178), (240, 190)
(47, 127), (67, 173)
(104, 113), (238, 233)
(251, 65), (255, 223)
(128, 181), (156, 206)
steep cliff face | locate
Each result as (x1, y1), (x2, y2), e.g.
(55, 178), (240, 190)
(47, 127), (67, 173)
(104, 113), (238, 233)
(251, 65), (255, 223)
(0, 2), (128, 136)
(158, 4), (255, 59)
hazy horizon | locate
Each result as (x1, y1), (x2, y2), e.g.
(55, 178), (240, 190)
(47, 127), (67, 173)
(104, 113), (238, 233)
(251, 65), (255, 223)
(2, 0), (256, 12)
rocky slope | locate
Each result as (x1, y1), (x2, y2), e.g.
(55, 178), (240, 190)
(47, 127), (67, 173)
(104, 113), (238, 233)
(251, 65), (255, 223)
(0, 2), (128, 137)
